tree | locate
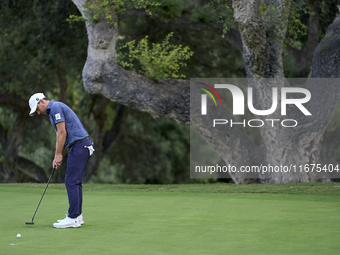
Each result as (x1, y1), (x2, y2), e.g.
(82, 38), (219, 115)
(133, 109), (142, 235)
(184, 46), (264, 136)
(0, 0), (197, 184)
(0, 0), (87, 182)
(70, 0), (340, 183)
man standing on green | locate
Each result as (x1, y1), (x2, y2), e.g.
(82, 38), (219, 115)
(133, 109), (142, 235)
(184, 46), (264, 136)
(29, 92), (94, 228)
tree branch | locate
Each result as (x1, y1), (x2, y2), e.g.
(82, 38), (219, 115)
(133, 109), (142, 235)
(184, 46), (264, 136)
(0, 94), (29, 113)
(302, 0), (320, 74)
(311, 11), (340, 78)
(83, 96), (128, 182)
(232, 0), (268, 77)
(0, 122), (7, 150)
(71, 0), (191, 125)
(17, 156), (48, 183)
(102, 104), (127, 154)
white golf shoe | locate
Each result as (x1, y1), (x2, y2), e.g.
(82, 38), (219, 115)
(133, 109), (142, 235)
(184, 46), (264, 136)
(57, 213), (85, 225)
(53, 216), (81, 228)
(57, 214), (68, 223)
(78, 214), (85, 225)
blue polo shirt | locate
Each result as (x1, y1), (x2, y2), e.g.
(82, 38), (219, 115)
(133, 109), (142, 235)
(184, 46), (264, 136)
(46, 100), (89, 148)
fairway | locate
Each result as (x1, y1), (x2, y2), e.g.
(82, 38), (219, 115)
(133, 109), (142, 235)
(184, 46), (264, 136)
(0, 183), (339, 255)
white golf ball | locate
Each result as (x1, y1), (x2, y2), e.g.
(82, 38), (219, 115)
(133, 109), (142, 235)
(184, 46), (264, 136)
(17, 234), (21, 238)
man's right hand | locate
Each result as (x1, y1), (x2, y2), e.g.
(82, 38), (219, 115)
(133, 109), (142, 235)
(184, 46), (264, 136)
(53, 154), (63, 169)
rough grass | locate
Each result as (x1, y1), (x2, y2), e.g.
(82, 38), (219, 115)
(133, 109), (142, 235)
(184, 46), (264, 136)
(1, 183), (339, 255)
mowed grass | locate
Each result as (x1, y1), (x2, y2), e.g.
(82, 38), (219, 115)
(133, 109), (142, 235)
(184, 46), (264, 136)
(0, 183), (339, 255)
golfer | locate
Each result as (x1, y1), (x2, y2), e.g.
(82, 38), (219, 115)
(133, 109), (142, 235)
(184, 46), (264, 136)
(28, 93), (94, 228)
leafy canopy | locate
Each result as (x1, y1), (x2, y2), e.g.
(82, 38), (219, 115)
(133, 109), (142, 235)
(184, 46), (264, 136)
(67, 0), (160, 25)
(117, 32), (194, 81)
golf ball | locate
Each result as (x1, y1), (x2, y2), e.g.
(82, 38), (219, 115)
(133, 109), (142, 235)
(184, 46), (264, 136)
(17, 234), (21, 238)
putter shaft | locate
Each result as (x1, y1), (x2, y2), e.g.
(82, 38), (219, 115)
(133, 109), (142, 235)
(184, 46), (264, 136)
(26, 168), (56, 224)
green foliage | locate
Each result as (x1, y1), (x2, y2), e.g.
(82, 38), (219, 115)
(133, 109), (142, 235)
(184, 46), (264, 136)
(0, 108), (16, 137)
(203, 0), (236, 37)
(282, 52), (306, 77)
(260, 0), (311, 50)
(84, 0), (117, 25)
(116, 0), (246, 78)
(260, 4), (283, 41)
(0, 0), (88, 181)
(1, 0), (195, 184)
(68, 0), (161, 25)
(318, 0), (339, 40)
(91, 109), (191, 184)
(285, 0), (311, 50)
(149, 0), (196, 21)
(117, 32), (193, 81)
(0, 0), (87, 96)
(88, 157), (120, 183)
(5, 0), (339, 184)
(66, 14), (87, 23)
(321, 34), (332, 51)
(193, 0), (312, 51)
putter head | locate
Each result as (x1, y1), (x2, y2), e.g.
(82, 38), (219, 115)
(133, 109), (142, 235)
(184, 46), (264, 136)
(25, 222), (34, 225)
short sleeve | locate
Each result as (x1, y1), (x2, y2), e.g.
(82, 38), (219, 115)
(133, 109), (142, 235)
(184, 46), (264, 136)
(51, 103), (65, 124)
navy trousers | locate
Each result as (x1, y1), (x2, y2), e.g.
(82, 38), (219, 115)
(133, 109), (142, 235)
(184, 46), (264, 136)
(65, 139), (92, 219)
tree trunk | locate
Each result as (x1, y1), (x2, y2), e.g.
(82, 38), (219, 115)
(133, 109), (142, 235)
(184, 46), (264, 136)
(57, 68), (68, 104)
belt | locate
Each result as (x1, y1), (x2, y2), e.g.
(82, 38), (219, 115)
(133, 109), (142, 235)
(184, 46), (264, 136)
(70, 137), (90, 147)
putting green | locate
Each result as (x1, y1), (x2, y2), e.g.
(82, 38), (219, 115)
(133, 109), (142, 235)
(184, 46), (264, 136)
(0, 183), (339, 255)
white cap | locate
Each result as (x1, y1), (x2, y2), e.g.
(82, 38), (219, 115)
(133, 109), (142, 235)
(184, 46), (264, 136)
(28, 93), (46, 116)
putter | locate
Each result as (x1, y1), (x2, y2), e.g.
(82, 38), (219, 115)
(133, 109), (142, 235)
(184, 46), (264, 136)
(25, 167), (56, 225)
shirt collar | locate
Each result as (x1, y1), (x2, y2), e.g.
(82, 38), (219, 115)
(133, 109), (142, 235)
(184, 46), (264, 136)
(46, 100), (55, 115)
